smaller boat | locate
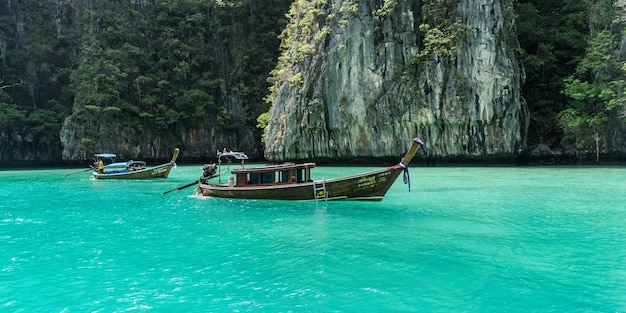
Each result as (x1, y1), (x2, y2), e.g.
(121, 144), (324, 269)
(92, 148), (180, 179)
(195, 138), (425, 201)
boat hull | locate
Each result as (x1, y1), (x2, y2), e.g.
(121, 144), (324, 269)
(93, 163), (176, 179)
(197, 167), (404, 201)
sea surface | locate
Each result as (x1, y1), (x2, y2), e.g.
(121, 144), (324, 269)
(1, 164), (625, 312)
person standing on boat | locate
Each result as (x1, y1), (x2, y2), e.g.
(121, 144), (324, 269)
(200, 163), (217, 183)
(98, 159), (105, 174)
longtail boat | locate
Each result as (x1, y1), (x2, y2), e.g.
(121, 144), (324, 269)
(195, 138), (425, 201)
(92, 148), (180, 180)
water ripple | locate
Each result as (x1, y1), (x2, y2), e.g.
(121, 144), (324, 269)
(1, 166), (625, 311)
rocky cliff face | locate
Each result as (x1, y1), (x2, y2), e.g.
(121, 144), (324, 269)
(57, 1), (271, 162)
(0, 0), (526, 162)
(265, 0), (527, 162)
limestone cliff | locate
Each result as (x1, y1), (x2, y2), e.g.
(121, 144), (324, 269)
(265, 0), (527, 162)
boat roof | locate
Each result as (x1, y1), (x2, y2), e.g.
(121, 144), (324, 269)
(95, 153), (117, 158)
(218, 151), (248, 160)
(231, 162), (315, 174)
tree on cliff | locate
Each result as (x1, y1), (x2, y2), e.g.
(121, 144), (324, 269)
(558, 2), (626, 163)
(516, 0), (589, 153)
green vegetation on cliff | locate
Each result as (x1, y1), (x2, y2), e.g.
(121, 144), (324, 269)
(517, 0), (626, 159)
(1, 0), (625, 164)
(1, 0), (290, 162)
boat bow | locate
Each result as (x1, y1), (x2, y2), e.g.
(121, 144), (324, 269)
(388, 137), (425, 191)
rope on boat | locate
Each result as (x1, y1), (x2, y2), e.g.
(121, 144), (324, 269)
(399, 161), (410, 192)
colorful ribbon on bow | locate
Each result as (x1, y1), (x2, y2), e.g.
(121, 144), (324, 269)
(399, 161), (410, 191)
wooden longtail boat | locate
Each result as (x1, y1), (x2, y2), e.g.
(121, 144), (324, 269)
(195, 138), (425, 201)
(92, 148), (180, 180)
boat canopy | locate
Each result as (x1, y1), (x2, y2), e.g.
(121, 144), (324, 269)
(218, 151), (248, 160)
(94, 153), (117, 166)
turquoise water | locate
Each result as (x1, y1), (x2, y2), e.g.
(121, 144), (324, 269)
(1, 165), (625, 312)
